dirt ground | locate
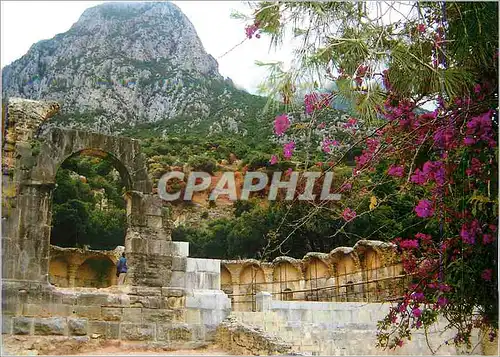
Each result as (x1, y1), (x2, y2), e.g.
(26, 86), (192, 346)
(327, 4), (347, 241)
(1, 336), (229, 356)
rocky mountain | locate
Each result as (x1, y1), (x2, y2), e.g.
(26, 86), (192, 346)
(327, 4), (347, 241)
(2, 1), (271, 136)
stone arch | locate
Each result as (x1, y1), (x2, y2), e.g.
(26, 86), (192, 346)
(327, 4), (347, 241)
(272, 258), (302, 298)
(49, 256), (69, 287)
(221, 265), (233, 295)
(239, 263), (266, 311)
(3, 99), (170, 286)
(303, 254), (331, 300)
(239, 263), (266, 287)
(75, 256), (116, 288)
(32, 127), (151, 193)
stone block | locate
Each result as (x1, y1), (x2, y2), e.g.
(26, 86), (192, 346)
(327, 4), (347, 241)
(163, 296), (185, 309)
(142, 308), (174, 323)
(156, 323), (170, 341)
(34, 317), (67, 335)
(101, 307), (123, 321)
(131, 238), (147, 254)
(105, 294), (130, 307)
(172, 256), (187, 271)
(147, 239), (162, 255)
(161, 287), (185, 297)
(13, 317), (33, 335)
(68, 318), (88, 336)
(61, 294), (77, 305)
(185, 309), (201, 324)
(173, 309), (186, 322)
(122, 308), (142, 323)
(106, 322), (120, 339)
(169, 271), (185, 288)
(88, 321), (107, 336)
(145, 296), (161, 309)
(166, 241), (189, 257)
(135, 287), (162, 296)
(77, 293), (109, 306)
(120, 323), (156, 341)
(72, 305), (102, 320)
(23, 303), (49, 317)
(169, 324), (192, 341)
(2, 315), (12, 334)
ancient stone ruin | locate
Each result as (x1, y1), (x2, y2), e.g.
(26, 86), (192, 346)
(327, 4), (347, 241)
(2, 98), (230, 351)
(1, 98), (495, 355)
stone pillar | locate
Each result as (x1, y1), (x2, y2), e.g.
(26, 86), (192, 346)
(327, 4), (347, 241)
(68, 264), (79, 288)
(256, 291), (272, 312)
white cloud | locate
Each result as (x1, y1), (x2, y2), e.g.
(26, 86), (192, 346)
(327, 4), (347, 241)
(1, 0), (292, 94)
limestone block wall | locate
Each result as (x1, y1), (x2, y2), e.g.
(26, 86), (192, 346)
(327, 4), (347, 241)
(227, 292), (484, 356)
(1, 280), (225, 346)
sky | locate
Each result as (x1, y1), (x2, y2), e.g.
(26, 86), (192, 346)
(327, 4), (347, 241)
(0, 0), (292, 94)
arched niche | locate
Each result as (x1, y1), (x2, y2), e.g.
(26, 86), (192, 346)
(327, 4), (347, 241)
(272, 260), (301, 296)
(221, 265), (233, 295)
(48, 256), (69, 287)
(75, 257), (116, 288)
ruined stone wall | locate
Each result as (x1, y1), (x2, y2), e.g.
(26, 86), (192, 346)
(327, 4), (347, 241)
(215, 316), (294, 355)
(222, 240), (403, 310)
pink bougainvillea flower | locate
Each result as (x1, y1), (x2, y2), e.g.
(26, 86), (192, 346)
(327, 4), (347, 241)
(388, 165), (404, 177)
(415, 200), (434, 218)
(437, 295), (448, 308)
(245, 22), (260, 39)
(411, 292), (425, 302)
(400, 239), (419, 249)
(417, 24), (426, 33)
(304, 93), (331, 114)
(342, 208), (357, 222)
(274, 114), (290, 136)
(340, 182), (352, 192)
(322, 138), (339, 153)
(317, 122), (326, 129)
(396, 340), (404, 347)
(283, 141), (296, 159)
(473, 83), (481, 94)
(460, 220), (481, 244)
(411, 168), (427, 185)
(285, 168), (293, 176)
(482, 234), (495, 245)
(415, 233), (432, 244)
(481, 269), (492, 281)
(412, 307), (422, 318)
(269, 155), (278, 165)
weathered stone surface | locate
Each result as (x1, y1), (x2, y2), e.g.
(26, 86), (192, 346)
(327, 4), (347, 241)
(2, 315), (13, 334)
(216, 316), (293, 355)
(87, 321), (107, 336)
(101, 307), (123, 321)
(72, 306), (102, 320)
(120, 323), (156, 341)
(161, 287), (185, 297)
(106, 322), (120, 339)
(171, 257), (187, 271)
(34, 317), (67, 335)
(77, 293), (109, 306)
(163, 296), (185, 310)
(122, 308), (142, 323)
(13, 317), (33, 335)
(135, 287), (162, 297)
(68, 318), (88, 336)
(169, 324), (193, 341)
(142, 308), (175, 323)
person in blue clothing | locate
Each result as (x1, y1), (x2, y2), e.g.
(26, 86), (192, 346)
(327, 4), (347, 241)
(116, 252), (128, 285)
